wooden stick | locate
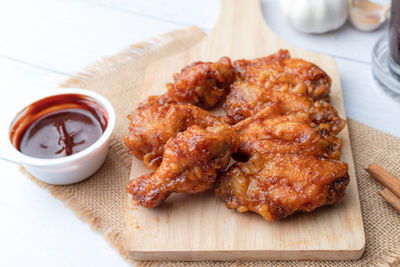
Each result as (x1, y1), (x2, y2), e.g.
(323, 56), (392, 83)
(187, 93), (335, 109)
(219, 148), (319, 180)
(380, 188), (400, 213)
(366, 162), (400, 199)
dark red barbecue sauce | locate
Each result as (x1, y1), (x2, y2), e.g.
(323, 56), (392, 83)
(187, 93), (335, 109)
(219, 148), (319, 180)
(9, 94), (108, 159)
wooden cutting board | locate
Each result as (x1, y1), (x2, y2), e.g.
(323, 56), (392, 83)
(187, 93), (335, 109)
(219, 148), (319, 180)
(124, 0), (365, 261)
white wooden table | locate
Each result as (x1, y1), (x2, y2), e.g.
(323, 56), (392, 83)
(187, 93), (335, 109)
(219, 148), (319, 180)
(0, 0), (398, 266)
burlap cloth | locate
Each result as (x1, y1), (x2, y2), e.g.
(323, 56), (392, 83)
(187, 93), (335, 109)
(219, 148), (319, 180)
(21, 27), (400, 266)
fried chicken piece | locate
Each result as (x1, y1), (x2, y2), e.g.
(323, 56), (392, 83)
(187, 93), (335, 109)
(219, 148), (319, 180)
(224, 80), (345, 133)
(141, 57), (236, 110)
(124, 103), (221, 170)
(215, 153), (349, 221)
(233, 49), (291, 79)
(233, 50), (331, 100)
(224, 50), (341, 130)
(233, 106), (343, 160)
(127, 124), (240, 208)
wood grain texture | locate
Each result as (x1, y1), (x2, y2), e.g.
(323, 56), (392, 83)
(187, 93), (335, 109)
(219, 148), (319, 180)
(125, 0), (365, 261)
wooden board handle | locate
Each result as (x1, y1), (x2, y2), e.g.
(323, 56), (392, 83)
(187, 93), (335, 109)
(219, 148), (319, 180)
(203, 0), (282, 58)
(215, 0), (265, 30)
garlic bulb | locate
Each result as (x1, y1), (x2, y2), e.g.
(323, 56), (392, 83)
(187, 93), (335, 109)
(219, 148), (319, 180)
(279, 0), (348, 34)
(349, 0), (390, 32)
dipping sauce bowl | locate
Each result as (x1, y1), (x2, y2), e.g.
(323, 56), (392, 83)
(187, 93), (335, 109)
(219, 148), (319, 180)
(7, 88), (115, 185)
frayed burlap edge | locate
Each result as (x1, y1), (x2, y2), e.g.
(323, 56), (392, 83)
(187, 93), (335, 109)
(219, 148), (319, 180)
(59, 26), (205, 89)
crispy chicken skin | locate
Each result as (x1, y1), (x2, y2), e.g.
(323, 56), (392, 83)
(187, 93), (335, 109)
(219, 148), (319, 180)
(124, 103), (221, 170)
(127, 124), (240, 208)
(141, 57), (236, 110)
(215, 153), (349, 221)
(217, 100), (347, 221)
(223, 80), (345, 133)
(232, 49), (331, 100)
(233, 49), (290, 79)
(233, 106), (343, 160)
(223, 50), (344, 132)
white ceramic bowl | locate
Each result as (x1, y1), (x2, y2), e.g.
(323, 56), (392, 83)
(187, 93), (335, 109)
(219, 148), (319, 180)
(6, 88), (116, 185)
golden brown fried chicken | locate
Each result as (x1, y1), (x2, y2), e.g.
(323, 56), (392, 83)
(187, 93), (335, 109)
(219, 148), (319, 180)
(215, 153), (349, 221)
(233, 49), (291, 79)
(124, 103), (221, 170)
(224, 80), (345, 133)
(233, 107), (343, 160)
(127, 124), (240, 208)
(141, 57), (236, 110)
(223, 50), (342, 132)
(124, 51), (349, 218)
(233, 50), (331, 100)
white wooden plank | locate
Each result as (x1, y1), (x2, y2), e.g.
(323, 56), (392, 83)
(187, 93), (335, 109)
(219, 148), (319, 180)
(0, 161), (128, 267)
(73, 0), (218, 30)
(0, 0), (182, 75)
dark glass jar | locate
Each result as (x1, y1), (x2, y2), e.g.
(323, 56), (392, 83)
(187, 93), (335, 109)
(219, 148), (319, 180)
(389, 0), (400, 64)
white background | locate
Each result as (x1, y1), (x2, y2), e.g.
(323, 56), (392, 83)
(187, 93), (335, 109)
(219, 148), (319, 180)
(0, 0), (398, 266)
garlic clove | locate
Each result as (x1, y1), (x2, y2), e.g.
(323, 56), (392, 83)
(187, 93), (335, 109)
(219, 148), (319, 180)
(349, 0), (390, 32)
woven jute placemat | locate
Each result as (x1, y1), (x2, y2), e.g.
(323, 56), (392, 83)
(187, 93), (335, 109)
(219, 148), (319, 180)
(21, 27), (400, 266)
